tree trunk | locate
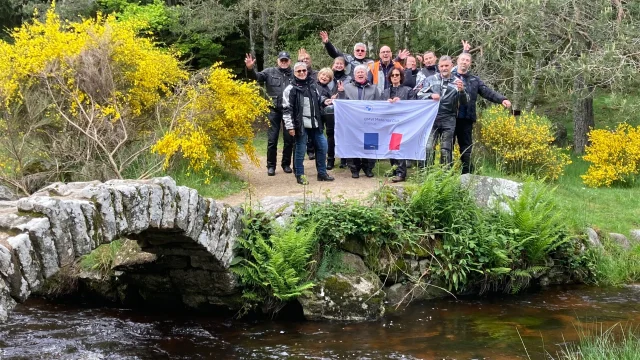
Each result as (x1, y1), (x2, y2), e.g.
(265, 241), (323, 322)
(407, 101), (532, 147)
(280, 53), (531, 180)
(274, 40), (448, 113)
(248, 4), (255, 57)
(525, 60), (542, 112)
(261, 8), (270, 69)
(573, 75), (594, 154)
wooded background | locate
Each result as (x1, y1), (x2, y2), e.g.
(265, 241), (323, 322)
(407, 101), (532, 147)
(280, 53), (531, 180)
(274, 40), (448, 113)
(2, 0), (639, 153)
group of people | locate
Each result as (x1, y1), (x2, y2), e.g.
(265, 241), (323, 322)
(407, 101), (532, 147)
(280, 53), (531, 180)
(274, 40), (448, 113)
(244, 31), (511, 185)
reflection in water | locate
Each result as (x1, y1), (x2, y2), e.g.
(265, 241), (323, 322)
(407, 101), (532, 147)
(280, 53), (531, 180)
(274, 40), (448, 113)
(1, 285), (639, 359)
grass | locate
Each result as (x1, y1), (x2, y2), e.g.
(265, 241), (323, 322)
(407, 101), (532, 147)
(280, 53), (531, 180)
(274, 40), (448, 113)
(544, 323), (640, 360)
(591, 238), (640, 286)
(79, 240), (123, 278)
(163, 161), (247, 199)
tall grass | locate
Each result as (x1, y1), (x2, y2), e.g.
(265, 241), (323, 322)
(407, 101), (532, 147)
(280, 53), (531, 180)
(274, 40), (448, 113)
(589, 239), (640, 286)
(555, 323), (640, 360)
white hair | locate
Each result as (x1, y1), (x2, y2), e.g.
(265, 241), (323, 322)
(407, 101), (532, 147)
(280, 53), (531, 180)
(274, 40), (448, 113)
(293, 62), (307, 71)
(353, 43), (366, 51)
(353, 64), (369, 74)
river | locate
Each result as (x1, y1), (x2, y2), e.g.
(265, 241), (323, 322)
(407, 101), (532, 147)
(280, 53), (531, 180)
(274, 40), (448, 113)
(1, 285), (639, 359)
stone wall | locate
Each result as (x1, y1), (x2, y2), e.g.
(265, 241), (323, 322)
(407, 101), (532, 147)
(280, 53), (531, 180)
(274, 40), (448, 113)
(0, 177), (243, 322)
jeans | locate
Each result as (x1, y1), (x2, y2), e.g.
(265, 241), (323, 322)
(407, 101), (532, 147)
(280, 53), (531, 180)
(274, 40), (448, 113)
(323, 113), (335, 159)
(294, 127), (328, 177)
(425, 117), (455, 167)
(266, 108), (294, 168)
(454, 118), (474, 174)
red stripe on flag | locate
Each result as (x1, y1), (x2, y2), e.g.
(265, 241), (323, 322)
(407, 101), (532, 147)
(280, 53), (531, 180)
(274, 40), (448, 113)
(389, 133), (402, 150)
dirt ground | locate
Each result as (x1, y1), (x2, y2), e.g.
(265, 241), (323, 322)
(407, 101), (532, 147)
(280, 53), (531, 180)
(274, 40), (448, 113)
(220, 155), (390, 206)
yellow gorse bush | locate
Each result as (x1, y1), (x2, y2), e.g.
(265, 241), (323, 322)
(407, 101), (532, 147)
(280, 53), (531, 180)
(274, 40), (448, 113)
(479, 106), (571, 181)
(0, 6), (186, 115)
(152, 64), (270, 180)
(581, 123), (640, 187)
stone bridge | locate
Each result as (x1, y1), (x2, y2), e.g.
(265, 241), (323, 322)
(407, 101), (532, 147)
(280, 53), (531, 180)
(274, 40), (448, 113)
(0, 177), (243, 322)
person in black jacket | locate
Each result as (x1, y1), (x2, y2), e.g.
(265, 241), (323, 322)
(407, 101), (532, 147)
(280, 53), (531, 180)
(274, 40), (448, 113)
(453, 51), (511, 174)
(417, 56), (469, 167)
(316, 68), (338, 170)
(283, 62), (335, 185)
(319, 31), (373, 77)
(245, 52), (294, 176)
(383, 68), (414, 182)
(402, 56), (419, 90)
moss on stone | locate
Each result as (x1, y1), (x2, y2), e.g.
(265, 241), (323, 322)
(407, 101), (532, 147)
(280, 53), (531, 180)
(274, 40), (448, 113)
(323, 275), (352, 296)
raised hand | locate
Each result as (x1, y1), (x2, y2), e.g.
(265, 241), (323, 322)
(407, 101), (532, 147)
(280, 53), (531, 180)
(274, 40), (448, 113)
(319, 31), (329, 44)
(337, 80), (344, 92)
(397, 49), (410, 60)
(245, 53), (256, 69)
(455, 78), (464, 91)
(462, 40), (471, 52)
(416, 54), (423, 64)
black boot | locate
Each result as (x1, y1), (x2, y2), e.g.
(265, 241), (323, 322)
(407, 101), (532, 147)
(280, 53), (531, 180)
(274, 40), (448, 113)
(351, 171), (360, 179)
(339, 159), (347, 169)
(317, 173), (335, 181)
(296, 175), (308, 185)
(364, 169), (374, 178)
(326, 158), (335, 170)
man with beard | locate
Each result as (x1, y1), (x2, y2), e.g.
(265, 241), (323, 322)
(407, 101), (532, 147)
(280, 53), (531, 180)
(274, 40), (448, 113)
(453, 50), (511, 174)
(320, 31), (373, 77)
(282, 62), (335, 185)
(417, 56), (468, 167)
(337, 64), (382, 178)
(245, 52), (295, 176)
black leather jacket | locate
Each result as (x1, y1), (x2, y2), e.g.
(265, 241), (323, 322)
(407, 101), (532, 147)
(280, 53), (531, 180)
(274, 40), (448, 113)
(383, 85), (414, 100)
(453, 69), (507, 122)
(417, 74), (469, 120)
(246, 66), (293, 109)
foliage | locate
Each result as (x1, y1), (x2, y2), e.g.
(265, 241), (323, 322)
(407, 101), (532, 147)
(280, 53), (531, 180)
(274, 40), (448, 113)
(79, 240), (124, 278)
(152, 65), (270, 181)
(0, 5), (186, 192)
(479, 106), (571, 181)
(582, 123), (640, 187)
(588, 238), (640, 287)
(555, 323), (640, 360)
(231, 222), (317, 315)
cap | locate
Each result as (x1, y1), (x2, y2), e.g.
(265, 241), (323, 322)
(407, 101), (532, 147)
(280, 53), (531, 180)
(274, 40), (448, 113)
(278, 51), (291, 60)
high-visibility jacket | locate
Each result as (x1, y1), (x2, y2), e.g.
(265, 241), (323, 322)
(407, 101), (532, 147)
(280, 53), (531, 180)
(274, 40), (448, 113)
(367, 60), (404, 93)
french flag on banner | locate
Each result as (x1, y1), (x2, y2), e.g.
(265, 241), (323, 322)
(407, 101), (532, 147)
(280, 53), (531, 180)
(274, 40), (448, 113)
(389, 133), (402, 150)
(333, 100), (439, 160)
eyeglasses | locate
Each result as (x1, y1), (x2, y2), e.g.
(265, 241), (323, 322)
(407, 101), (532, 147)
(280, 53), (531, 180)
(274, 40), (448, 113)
(355, 49), (366, 53)
(390, 73), (401, 77)
(295, 69), (308, 73)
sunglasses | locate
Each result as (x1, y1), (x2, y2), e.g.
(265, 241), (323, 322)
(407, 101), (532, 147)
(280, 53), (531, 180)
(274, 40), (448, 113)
(295, 69), (308, 73)
(390, 73), (401, 77)
(355, 49), (366, 53)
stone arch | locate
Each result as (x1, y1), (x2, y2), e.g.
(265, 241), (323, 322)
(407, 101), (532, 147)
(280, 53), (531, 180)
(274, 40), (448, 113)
(0, 177), (243, 322)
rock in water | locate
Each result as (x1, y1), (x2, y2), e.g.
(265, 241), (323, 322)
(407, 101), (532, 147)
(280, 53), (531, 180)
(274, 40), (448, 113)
(298, 252), (385, 321)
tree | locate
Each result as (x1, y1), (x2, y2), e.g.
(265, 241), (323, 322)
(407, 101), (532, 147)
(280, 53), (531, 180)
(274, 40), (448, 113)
(413, 0), (640, 153)
(0, 6), (186, 193)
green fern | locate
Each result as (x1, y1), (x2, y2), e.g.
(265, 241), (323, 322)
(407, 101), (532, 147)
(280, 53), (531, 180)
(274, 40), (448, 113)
(231, 224), (317, 314)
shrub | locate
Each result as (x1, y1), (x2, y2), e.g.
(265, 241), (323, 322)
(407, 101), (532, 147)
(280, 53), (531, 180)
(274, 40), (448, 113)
(152, 65), (270, 181)
(479, 106), (571, 181)
(581, 123), (640, 187)
(0, 6), (186, 192)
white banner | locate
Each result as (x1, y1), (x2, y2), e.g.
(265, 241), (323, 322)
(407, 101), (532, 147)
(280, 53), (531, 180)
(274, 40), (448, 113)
(333, 100), (439, 160)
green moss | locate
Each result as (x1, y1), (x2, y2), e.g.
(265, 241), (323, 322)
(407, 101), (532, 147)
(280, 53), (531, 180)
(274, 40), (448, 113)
(323, 276), (352, 295)
(16, 210), (46, 219)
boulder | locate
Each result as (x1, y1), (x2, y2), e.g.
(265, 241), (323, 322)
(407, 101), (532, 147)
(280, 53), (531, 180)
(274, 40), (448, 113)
(258, 196), (303, 225)
(460, 174), (522, 211)
(585, 227), (602, 248)
(630, 229), (640, 242)
(298, 252), (385, 321)
(0, 185), (17, 201)
(609, 233), (630, 250)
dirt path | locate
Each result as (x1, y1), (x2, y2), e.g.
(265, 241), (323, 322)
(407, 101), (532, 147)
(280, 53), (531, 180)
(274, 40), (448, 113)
(220, 155), (388, 206)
